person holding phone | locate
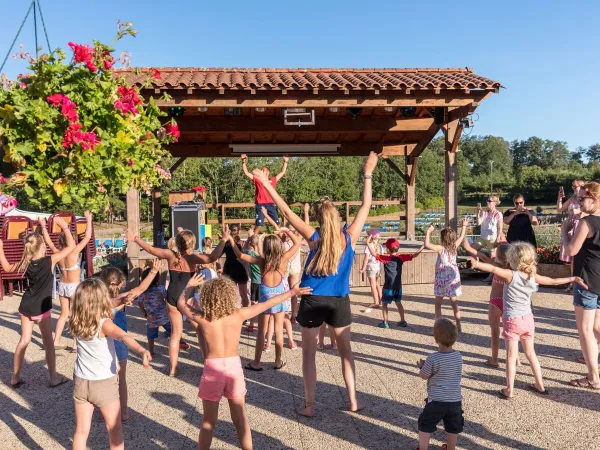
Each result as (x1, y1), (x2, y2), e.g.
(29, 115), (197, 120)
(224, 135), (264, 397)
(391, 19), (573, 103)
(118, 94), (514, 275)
(474, 196), (504, 255)
(503, 194), (538, 247)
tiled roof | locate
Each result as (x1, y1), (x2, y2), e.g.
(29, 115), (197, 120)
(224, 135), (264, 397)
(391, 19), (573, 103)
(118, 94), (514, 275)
(118, 67), (502, 91)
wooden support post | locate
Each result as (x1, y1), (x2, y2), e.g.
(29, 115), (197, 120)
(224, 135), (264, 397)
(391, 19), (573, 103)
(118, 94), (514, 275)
(221, 204), (226, 224)
(126, 187), (141, 285)
(152, 188), (162, 246)
(444, 116), (462, 230)
(345, 202), (350, 224)
(405, 156), (418, 239)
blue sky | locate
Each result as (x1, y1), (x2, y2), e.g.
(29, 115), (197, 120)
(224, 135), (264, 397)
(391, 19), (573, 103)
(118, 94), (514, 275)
(1, 0), (598, 151)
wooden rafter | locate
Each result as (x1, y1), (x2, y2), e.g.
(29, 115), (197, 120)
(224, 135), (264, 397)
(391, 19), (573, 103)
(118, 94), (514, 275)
(410, 123), (443, 157)
(169, 157), (188, 173)
(381, 155), (408, 183)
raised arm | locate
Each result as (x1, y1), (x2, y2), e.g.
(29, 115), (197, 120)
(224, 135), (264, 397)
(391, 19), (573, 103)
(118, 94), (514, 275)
(365, 236), (378, 257)
(50, 217), (76, 266)
(126, 230), (173, 260)
(346, 152), (379, 245)
(455, 218), (469, 248)
(73, 211), (94, 254)
(275, 155), (289, 181)
(123, 259), (162, 302)
(557, 190), (572, 214)
(252, 168), (315, 240)
(236, 286), (312, 321)
(38, 217), (60, 254)
(176, 273), (206, 325)
(230, 236), (263, 265)
(261, 206), (281, 231)
(304, 202), (310, 224)
(184, 225), (230, 264)
(101, 319), (151, 368)
(412, 244), (426, 258)
(241, 154), (254, 180)
(424, 226), (443, 253)
(280, 228), (301, 263)
(469, 257), (513, 282)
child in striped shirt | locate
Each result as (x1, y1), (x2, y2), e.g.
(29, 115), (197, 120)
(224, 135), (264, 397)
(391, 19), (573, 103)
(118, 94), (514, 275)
(416, 318), (463, 450)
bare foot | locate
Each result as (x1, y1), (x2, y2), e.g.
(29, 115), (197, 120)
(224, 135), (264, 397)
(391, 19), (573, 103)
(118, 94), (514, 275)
(297, 403), (315, 417)
(349, 402), (364, 412)
(516, 358), (522, 367)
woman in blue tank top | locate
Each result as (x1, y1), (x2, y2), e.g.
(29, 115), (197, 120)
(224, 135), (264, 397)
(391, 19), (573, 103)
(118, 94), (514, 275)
(252, 152), (379, 416)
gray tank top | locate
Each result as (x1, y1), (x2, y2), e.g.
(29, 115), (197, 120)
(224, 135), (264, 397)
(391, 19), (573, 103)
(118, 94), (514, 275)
(502, 271), (537, 318)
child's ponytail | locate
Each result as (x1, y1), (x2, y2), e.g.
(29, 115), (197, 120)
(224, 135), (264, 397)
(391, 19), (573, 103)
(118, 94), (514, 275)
(99, 267), (126, 299)
(15, 233), (45, 273)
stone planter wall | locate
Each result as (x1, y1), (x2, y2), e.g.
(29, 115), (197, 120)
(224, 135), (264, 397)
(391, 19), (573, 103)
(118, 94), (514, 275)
(537, 263), (571, 278)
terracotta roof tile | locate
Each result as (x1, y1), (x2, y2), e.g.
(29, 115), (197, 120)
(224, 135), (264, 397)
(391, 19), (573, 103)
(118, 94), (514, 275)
(117, 67), (502, 91)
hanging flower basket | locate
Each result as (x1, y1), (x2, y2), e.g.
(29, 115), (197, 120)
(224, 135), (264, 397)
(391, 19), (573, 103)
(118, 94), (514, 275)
(0, 21), (177, 212)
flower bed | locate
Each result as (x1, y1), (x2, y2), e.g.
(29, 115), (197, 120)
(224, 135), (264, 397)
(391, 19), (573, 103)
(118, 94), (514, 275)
(536, 245), (570, 278)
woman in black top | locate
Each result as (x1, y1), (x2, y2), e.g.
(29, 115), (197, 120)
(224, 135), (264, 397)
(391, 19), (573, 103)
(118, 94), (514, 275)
(222, 224), (250, 307)
(564, 182), (600, 389)
(0, 216), (75, 388)
(503, 194), (539, 247)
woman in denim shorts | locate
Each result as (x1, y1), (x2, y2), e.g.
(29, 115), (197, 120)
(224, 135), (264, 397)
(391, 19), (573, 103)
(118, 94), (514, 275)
(563, 181), (600, 390)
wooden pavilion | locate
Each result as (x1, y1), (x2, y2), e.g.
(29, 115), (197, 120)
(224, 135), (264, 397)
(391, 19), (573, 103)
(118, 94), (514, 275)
(120, 67), (502, 269)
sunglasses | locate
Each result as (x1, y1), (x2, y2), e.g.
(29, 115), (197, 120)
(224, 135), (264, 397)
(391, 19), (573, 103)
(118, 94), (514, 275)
(514, 201), (524, 205)
(577, 196), (594, 202)
(486, 199), (494, 203)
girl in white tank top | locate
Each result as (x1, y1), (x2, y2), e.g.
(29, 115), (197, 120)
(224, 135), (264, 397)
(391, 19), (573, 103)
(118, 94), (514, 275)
(69, 278), (152, 449)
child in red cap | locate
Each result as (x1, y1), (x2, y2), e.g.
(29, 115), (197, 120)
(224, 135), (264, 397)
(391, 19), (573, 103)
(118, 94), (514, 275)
(366, 235), (424, 328)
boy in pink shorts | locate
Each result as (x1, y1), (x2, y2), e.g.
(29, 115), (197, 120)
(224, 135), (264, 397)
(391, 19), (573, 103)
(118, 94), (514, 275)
(177, 274), (311, 450)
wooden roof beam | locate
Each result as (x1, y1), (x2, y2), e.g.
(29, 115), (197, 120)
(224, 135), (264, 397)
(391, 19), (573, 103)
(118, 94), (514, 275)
(175, 117), (435, 133)
(381, 155), (408, 183)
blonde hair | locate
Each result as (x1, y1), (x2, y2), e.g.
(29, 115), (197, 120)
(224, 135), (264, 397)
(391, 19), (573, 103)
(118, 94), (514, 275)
(434, 317), (458, 347)
(247, 234), (259, 249)
(495, 243), (511, 268)
(176, 230), (196, 255)
(69, 278), (114, 340)
(16, 233), (45, 273)
(306, 200), (343, 276)
(100, 267), (126, 299)
(196, 278), (238, 321)
(507, 242), (537, 279)
(167, 237), (182, 269)
(489, 195), (501, 206)
(263, 234), (284, 273)
(440, 227), (457, 255)
(573, 179), (586, 188)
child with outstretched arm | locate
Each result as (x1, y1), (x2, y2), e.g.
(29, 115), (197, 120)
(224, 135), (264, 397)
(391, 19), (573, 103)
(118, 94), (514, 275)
(177, 274), (311, 450)
(366, 236), (424, 328)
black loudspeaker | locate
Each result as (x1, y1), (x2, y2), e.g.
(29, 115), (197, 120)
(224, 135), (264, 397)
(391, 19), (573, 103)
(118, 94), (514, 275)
(434, 107), (445, 125)
(170, 204), (206, 251)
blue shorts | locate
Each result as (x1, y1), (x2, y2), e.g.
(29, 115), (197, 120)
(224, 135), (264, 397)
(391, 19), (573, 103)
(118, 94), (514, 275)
(114, 341), (128, 362)
(382, 289), (403, 304)
(574, 284), (600, 310)
(255, 204), (280, 227)
(147, 321), (172, 340)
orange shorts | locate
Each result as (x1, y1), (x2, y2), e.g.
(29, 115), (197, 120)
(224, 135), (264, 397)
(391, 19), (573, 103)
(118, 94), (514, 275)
(198, 356), (246, 402)
(503, 313), (535, 341)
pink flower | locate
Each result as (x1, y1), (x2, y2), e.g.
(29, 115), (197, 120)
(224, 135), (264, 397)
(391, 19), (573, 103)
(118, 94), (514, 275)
(47, 93), (64, 106)
(114, 85), (142, 116)
(68, 42), (97, 72)
(152, 69), (162, 80)
(165, 123), (180, 142)
(192, 186), (206, 192)
(102, 51), (115, 71)
(0, 173), (8, 184)
(128, 159), (134, 167)
(19, 82), (26, 88)
(60, 96), (79, 123)
(62, 123), (100, 151)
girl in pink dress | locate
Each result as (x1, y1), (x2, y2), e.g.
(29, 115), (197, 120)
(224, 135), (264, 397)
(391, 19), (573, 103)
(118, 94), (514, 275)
(425, 219), (468, 333)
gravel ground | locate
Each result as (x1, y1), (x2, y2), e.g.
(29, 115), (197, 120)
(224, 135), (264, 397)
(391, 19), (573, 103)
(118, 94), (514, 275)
(0, 279), (597, 449)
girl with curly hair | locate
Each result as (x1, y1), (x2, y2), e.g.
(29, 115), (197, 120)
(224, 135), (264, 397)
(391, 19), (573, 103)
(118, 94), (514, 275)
(177, 275), (311, 450)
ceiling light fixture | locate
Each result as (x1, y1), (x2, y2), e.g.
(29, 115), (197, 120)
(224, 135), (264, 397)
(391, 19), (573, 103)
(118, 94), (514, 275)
(255, 107), (266, 112)
(384, 106), (395, 112)
(197, 107), (208, 112)
(329, 107), (339, 113)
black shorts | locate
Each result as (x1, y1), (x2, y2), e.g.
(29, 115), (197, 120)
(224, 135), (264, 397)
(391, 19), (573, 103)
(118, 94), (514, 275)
(418, 400), (464, 434)
(297, 294), (351, 328)
(255, 204), (280, 227)
(250, 283), (261, 303)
